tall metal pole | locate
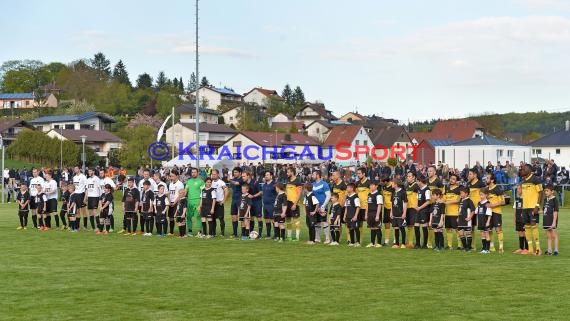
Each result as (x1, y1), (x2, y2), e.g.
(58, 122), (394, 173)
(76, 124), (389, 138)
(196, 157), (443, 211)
(195, 0), (200, 171)
(172, 106), (175, 160)
(0, 135), (4, 203)
(60, 127), (63, 170)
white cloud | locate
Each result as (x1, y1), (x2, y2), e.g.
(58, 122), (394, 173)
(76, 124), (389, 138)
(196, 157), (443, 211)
(141, 34), (256, 58)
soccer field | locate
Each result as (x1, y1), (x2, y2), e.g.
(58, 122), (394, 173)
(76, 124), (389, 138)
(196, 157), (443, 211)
(0, 202), (567, 321)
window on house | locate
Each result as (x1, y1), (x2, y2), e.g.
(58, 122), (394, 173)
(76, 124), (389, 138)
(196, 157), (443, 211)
(498, 150), (503, 157)
(355, 140), (360, 145)
(229, 117), (233, 121)
(363, 140), (368, 146)
(533, 149), (542, 155)
(233, 153), (242, 160)
(25, 101), (30, 106)
(556, 149), (561, 154)
(65, 124), (75, 130)
(54, 125), (60, 129)
(507, 150), (514, 157)
(442, 150), (445, 163)
(316, 128), (320, 134)
(233, 141), (242, 147)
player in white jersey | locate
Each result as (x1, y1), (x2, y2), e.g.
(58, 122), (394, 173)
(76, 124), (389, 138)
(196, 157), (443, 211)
(153, 172), (167, 195)
(135, 169), (156, 234)
(98, 169), (117, 231)
(85, 168), (102, 231)
(167, 169), (185, 235)
(211, 169), (228, 236)
(72, 166), (88, 230)
(43, 169), (59, 229)
(29, 168), (45, 229)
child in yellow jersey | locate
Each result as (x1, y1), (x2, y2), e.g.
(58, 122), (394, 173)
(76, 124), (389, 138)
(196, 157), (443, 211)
(381, 177), (394, 246)
(485, 173), (505, 253)
(285, 167), (302, 241)
(444, 174), (461, 250)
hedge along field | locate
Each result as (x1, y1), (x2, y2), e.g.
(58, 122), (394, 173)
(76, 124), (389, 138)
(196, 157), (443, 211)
(0, 201), (568, 321)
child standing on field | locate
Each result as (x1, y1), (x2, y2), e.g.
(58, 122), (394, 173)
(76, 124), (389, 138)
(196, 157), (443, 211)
(542, 185), (559, 256)
(476, 188), (493, 254)
(344, 183), (361, 247)
(513, 186), (528, 254)
(429, 189), (446, 251)
(16, 185), (30, 230)
(239, 185), (252, 240)
(175, 189), (188, 238)
(67, 184), (79, 232)
(328, 193), (342, 246)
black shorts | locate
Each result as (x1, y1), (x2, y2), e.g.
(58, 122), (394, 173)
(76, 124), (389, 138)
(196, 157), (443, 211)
(367, 213), (381, 228)
(47, 199), (57, 213)
(382, 208), (391, 224)
(458, 226), (472, 232)
(405, 209), (415, 226)
(168, 206), (176, 219)
(87, 197), (99, 210)
(251, 202), (262, 218)
(477, 215), (491, 231)
(286, 201), (300, 218)
(200, 208), (213, 219)
(417, 210), (428, 225)
(124, 211), (136, 219)
(155, 212), (166, 223)
(78, 193), (86, 208)
(215, 203), (224, 219)
(515, 221), (525, 232)
(491, 213), (502, 228)
(143, 212), (154, 220)
(18, 210), (29, 216)
(100, 210), (110, 219)
(392, 216), (404, 228)
(262, 205), (273, 219)
(431, 223), (442, 229)
(238, 212), (249, 222)
(274, 213), (285, 224)
(30, 197), (37, 210)
(316, 209), (327, 223)
(176, 216), (185, 224)
(543, 216), (557, 230)
(523, 209), (539, 225)
(60, 208), (67, 216)
(358, 209), (366, 222)
(346, 220), (360, 229)
(231, 199), (240, 215)
(445, 216), (458, 229)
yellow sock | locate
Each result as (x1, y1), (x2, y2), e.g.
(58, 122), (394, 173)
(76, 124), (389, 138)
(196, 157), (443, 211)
(385, 228), (390, 243)
(457, 233), (463, 248)
(498, 230), (504, 249)
(407, 227), (414, 245)
(359, 226), (364, 241)
(427, 229), (434, 247)
(446, 231), (453, 248)
(532, 225), (540, 252)
(525, 226), (534, 252)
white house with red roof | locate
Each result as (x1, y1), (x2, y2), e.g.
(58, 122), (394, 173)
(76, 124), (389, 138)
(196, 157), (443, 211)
(324, 125), (373, 164)
(243, 88), (284, 107)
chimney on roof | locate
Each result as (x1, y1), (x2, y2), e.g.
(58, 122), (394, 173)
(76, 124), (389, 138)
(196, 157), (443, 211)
(566, 120), (569, 131)
(284, 133), (291, 141)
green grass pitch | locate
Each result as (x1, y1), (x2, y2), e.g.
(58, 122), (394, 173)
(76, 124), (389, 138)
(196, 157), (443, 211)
(0, 201), (567, 321)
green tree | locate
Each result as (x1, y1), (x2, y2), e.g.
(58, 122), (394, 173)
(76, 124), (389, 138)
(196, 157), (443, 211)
(236, 104), (269, 131)
(60, 60), (101, 101)
(187, 72), (197, 91)
(172, 78), (179, 90)
(90, 52), (111, 81)
(118, 125), (157, 168)
(112, 60), (131, 87)
(0, 60), (45, 92)
(156, 91), (181, 119)
(292, 86), (305, 107)
(156, 71), (168, 89)
(200, 76), (210, 88)
(178, 77), (184, 92)
(281, 84), (293, 107)
(136, 73), (153, 89)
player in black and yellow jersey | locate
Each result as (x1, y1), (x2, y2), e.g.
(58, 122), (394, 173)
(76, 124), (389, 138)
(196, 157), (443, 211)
(520, 164), (544, 255)
(331, 170), (347, 242)
(405, 171), (419, 248)
(467, 168), (485, 250)
(355, 168), (371, 241)
(285, 167), (303, 241)
(486, 173), (505, 253)
(426, 166), (443, 248)
(415, 177), (431, 248)
(444, 174), (461, 249)
(381, 177), (394, 246)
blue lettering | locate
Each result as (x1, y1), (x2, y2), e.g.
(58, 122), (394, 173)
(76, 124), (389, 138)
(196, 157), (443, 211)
(298, 146), (316, 160)
(280, 145), (296, 160)
(317, 145), (333, 160)
(199, 145), (215, 160)
(218, 146), (233, 160)
(261, 145), (279, 160)
(243, 145), (259, 160)
(178, 142), (196, 160)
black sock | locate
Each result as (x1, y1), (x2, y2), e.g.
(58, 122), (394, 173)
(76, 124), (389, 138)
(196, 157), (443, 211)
(156, 219), (163, 235)
(273, 226), (279, 238)
(233, 221), (238, 236)
(467, 236), (473, 249)
(209, 221), (215, 236)
(401, 228), (406, 245)
(202, 221), (207, 235)
(105, 224), (110, 232)
(97, 220), (103, 231)
(123, 217), (127, 230)
(46, 216), (52, 228)
(54, 214), (60, 227)
(422, 227), (428, 246)
(219, 218), (225, 236)
(335, 230), (341, 243)
(415, 227), (421, 246)
(355, 227), (360, 243)
(524, 237), (529, 250)
(250, 220), (255, 233)
(370, 229), (376, 244)
(169, 221), (175, 234)
(241, 227), (246, 237)
(83, 216), (87, 228)
(212, 219), (217, 236)
(481, 238), (486, 250)
(32, 215), (38, 228)
(245, 228), (250, 236)
(133, 215), (138, 232)
(23, 213), (28, 227)
(179, 225), (184, 236)
(280, 228), (286, 240)
(518, 236), (524, 250)
(140, 215), (145, 232)
(146, 218), (152, 234)
(89, 216), (95, 229)
(349, 229), (355, 244)
(395, 229), (400, 245)
(266, 223), (272, 237)
(39, 217), (44, 227)
(461, 236), (467, 249)
(19, 213), (24, 227)
(110, 215), (115, 229)
(377, 229), (382, 244)
(258, 221), (263, 236)
(60, 213), (67, 227)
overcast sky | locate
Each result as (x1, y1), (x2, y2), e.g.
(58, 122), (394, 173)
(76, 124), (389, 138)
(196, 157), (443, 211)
(2, 0), (570, 123)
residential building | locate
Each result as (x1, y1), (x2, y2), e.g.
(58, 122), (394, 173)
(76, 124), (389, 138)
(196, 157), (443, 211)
(324, 125), (373, 164)
(30, 112), (115, 132)
(0, 119), (36, 146)
(338, 112), (366, 123)
(221, 131), (321, 164)
(46, 129), (122, 165)
(177, 104), (219, 124)
(165, 122), (237, 151)
(221, 107), (240, 127)
(0, 92), (58, 109)
(243, 88), (284, 107)
(416, 139), (454, 165)
(369, 125), (414, 161)
(435, 134), (531, 169)
(188, 87), (243, 109)
(529, 120), (570, 166)
(409, 119), (484, 144)
(295, 103), (336, 126)
(304, 120), (335, 142)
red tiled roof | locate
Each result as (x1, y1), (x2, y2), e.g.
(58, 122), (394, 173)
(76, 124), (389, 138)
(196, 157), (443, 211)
(408, 131), (438, 143)
(370, 126), (411, 146)
(428, 119), (483, 141)
(239, 131), (319, 147)
(297, 103), (337, 120)
(51, 129), (122, 143)
(323, 125), (363, 146)
(244, 88), (284, 101)
(271, 121), (304, 130)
